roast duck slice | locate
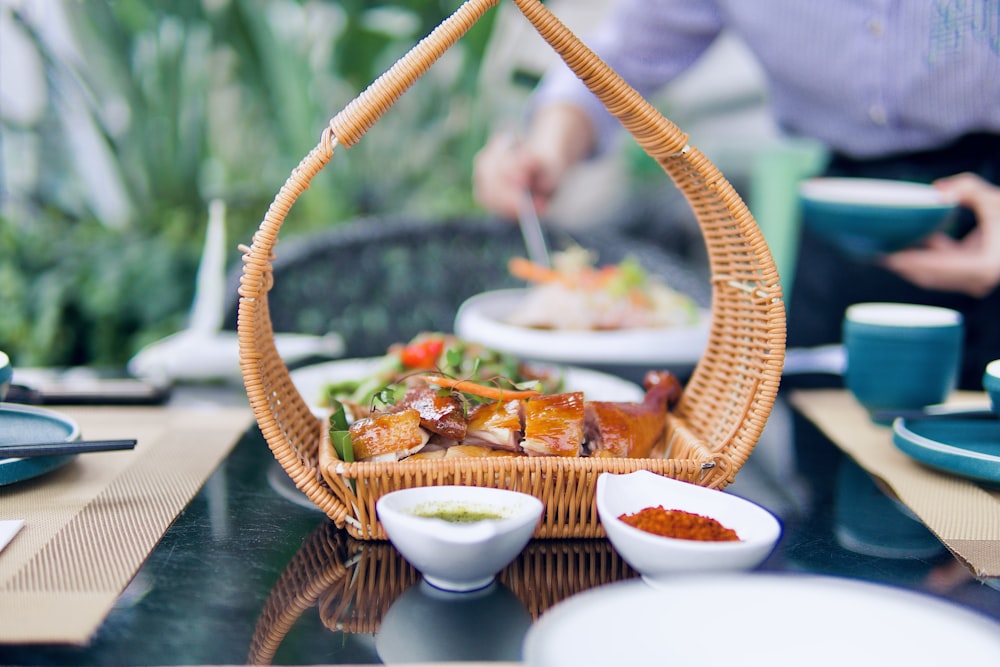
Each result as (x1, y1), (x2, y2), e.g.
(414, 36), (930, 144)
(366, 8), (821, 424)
(584, 369), (683, 458)
(345, 370), (682, 462)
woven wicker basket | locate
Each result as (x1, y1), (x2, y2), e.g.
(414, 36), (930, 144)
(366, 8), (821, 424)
(238, 0), (786, 540)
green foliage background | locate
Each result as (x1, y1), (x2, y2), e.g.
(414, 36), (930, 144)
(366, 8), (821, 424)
(1, 0), (500, 367)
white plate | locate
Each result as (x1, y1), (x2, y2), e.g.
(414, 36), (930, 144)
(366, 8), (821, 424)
(523, 575), (1000, 667)
(454, 289), (710, 366)
(289, 357), (645, 410)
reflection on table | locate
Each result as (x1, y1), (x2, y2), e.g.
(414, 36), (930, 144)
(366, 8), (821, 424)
(249, 523), (636, 665)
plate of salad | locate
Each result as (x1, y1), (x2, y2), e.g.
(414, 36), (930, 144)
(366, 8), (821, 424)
(289, 333), (645, 413)
(455, 248), (710, 366)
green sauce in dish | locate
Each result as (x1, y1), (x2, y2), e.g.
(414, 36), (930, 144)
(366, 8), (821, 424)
(410, 501), (507, 523)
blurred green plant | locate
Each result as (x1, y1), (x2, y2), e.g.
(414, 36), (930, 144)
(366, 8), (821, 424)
(0, 0), (498, 367)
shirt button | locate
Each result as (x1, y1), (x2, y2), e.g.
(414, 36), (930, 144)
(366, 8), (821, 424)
(869, 104), (887, 125)
(866, 18), (884, 37)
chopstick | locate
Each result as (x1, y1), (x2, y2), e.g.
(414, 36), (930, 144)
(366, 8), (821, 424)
(0, 439), (137, 459)
(517, 190), (552, 269)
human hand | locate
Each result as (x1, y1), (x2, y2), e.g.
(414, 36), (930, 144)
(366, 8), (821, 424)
(472, 133), (559, 219)
(881, 172), (1000, 298)
(472, 103), (596, 219)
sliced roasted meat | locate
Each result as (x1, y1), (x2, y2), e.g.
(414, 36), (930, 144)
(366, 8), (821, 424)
(444, 444), (522, 458)
(395, 384), (468, 441)
(406, 448), (446, 461)
(349, 408), (430, 462)
(641, 370), (684, 408)
(584, 370), (682, 458)
(464, 399), (523, 452)
(521, 391), (585, 457)
(408, 444), (522, 460)
(584, 401), (664, 458)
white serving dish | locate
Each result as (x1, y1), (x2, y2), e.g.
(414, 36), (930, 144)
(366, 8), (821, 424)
(376, 485), (544, 593)
(454, 289), (710, 367)
(596, 470), (781, 585)
(522, 574), (1000, 666)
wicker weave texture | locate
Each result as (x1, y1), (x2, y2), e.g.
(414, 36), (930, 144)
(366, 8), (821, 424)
(238, 0), (785, 540)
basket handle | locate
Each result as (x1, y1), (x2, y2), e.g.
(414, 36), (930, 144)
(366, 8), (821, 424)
(510, 0), (690, 161)
(329, 0), (690, 161)
(240, 0), (785, 497)
(239, 0), (499, 414)
(329, 0), (500, 148)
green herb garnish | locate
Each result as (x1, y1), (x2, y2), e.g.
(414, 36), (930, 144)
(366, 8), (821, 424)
(328, 399), (354, 463)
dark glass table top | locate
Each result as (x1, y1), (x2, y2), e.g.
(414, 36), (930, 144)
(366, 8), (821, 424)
(1, 388), (998, 666)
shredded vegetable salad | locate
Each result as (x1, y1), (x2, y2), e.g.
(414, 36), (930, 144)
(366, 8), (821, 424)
(320, 333), (563, 413)
(507, 246), (699, 331)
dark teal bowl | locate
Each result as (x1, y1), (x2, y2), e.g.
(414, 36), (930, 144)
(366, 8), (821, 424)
(800, 178), (956, 258)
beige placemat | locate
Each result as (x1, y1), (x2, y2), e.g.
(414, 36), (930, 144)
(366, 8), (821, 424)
(0, 405), (253, 644)
(790, 389), (1000, 578)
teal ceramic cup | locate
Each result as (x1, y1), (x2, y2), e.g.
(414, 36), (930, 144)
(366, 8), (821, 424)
(0, 351), (11, 402)
(843, 303), (963, 419)
(984, 360), (1000, 417)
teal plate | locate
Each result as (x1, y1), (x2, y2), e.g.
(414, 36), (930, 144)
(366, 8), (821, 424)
(0, 404), (81, 486)
(892, 417), (1000, 485)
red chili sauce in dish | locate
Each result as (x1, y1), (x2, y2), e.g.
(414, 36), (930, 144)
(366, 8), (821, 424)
(618, 505), (740, 542)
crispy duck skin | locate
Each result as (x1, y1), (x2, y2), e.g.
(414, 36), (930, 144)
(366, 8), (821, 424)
(584, 401), (660, 458)
(349, 408), (429, 461)
(521, 391), (585, 457)
(446, 444), (521, 458)
(642, 370), (684, 407)
(463, 399), (523, 451)
(349, 370), (683, 461)
(584, 370), (683, 458)
(408, 444), (521, 460)
(584, 398), (664, 458)
(394, 385), (468, 441)
(406, 448), (446, 461)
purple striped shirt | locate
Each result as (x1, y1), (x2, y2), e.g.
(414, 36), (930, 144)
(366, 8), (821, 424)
(534, 0), (1000, 158)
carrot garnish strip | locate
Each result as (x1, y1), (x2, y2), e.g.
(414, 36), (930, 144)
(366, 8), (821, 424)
(508, 257), (574, 287)
(419, 375), (541, 401)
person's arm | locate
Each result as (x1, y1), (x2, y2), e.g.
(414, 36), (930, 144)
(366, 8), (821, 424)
(881, 173), (1000, 298)
(473, 0), (724, 219)
(473, 104), (596, 218)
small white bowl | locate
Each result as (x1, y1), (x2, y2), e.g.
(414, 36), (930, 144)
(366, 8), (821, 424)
(377, 485), (543, 593)
(596, 471), (781, 586)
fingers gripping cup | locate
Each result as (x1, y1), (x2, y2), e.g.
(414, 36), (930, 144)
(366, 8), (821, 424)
(843, 303), (963, 421)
